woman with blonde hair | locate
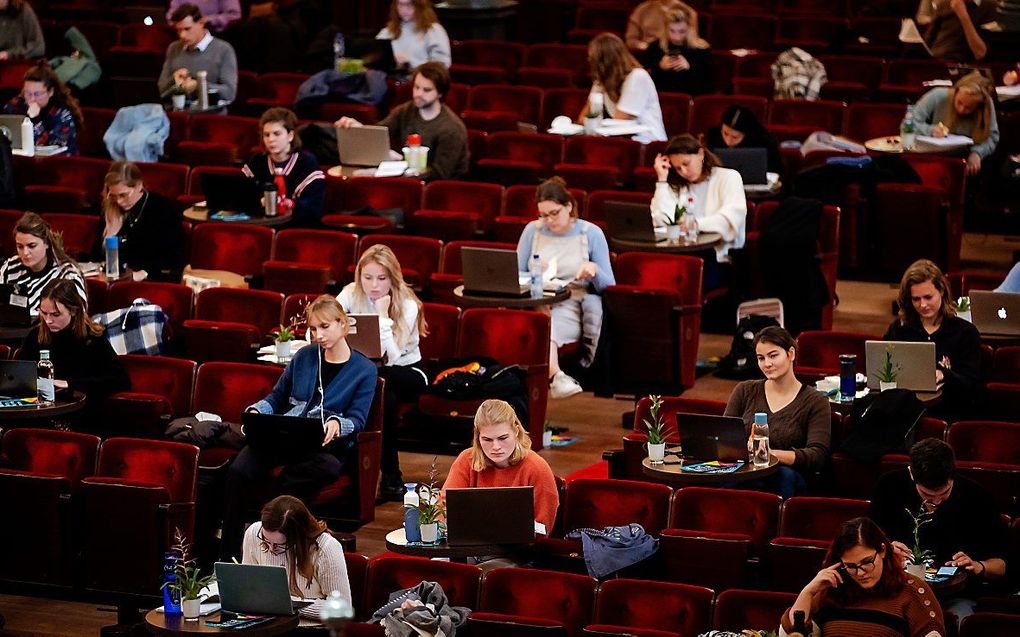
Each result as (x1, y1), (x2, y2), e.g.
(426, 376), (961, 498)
(338, 244), (428, 500)
(911, 71), (999, 175)
(0, 212), (86, 314)
(376, 0), (451, 69)
(97, 161), (185, 282)
(442, 399), (559, 534)
(641, 8), (712, 96)
(579, 33), (666, 144)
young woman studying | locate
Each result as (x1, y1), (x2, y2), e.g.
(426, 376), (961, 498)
(704, 104), (783, 174)
(2, 61), (82, 154)
(640, 8), (711, 96)
(375, 0), (451, 69)
(911, 71), (998, 176)
(1, 212), (87, 315)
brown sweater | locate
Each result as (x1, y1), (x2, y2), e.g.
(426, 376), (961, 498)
(724, 380), (831, 472)
(781, 576), (946, 637)
(379, 102), (469, 181)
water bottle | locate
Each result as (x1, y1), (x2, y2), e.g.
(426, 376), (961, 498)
(751, 412), (770, 468)
(788, 610), (808, 637)
(197, 70), (209, 111)
(403, 483), (422, 543)
(839, 354), (857, 401)
(333, 33), (346, 71)
(263, 183), (278, 216)
(163, 551), (182, 616)
(529, 254), (543, 299)
(900, 104), (915, 151)
(104, 235), (120, 280)
(37, 350), (54, 405)
(20, 116), (34, 156)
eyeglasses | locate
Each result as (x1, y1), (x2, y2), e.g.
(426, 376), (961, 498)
(537, 206), (567, 220)
(842, 550), (880, 576)
(257, 529), (288, 555)
(23, 90), (48, 100)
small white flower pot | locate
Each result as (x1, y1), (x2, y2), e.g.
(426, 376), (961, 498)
(879, 381), (897, 392)
(665, 225), (682, 243)
(905, 562), (925, 580)
(275, 340), (291, 360)
(182, 598), (201, 620)
(419, 522), (439, 544)
(957, 310), (972, 323)
(543, 430), (553, 447)
(171, 94), (186, 110)
(647, 442), (666, 464)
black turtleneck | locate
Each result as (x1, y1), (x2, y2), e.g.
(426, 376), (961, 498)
(94, 190), (186, 282)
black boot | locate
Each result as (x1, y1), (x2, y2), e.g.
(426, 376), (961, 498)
(379, 472), (405, 502)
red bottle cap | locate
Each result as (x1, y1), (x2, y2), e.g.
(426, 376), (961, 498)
(407, 134), (421, 146)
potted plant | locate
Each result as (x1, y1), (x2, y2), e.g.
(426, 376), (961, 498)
(643, 394), (673, 464)
(167, 84), (187, 110)
(904, 505), (934, 579)
(416, 458), (446, 544)
(274, 323), (296, 361)
(163, 529), (215, 620)
(542, 422), (553, 448)
(956, 296), (971, 323)
(875, 348), (899, 392)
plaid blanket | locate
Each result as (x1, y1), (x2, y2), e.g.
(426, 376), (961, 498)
(92, 297), (169, 355)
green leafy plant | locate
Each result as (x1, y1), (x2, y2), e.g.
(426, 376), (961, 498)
(905, 505), (935, 566)
(275, 324), (295, 343)
(167, 84), (187, 97)
(271, 301), (307, 343)
(642, 395), (674, 445)
(956, 296), (970, 313)
(670, 196), (694, 225)
(162, 528), (215, 601)
(875, 348), (900, 384)
(417, 457), (446, 526)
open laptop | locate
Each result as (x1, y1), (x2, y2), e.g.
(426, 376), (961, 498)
(713, 147), (768, 185)
(0, 115), (27, 150)
(865, 340), (937, 391)
(461, 246), (529, 297)
(346, 313), (382, 359)
(0, 283), (32, 326)
(969, 290), (1020, 337)
(605, 201), (664, 244)
(345, 35), (399, 73)
(0, 361), (36, 399)
(214, 563), (313, 616)
(445, 486), (536, 546)
(675, 413), (748, 462)
(241, 413), (324, 456)
(337, 125), (392, 169)
(200, 173), (264, 215)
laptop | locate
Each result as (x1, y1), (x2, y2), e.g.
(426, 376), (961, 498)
(0, 283), (32, 326)
(713, 147), (768, 185)
(605, 201), (664, 244)
(675, 413), (748, 462)
(865, 340), (937, 391)
(336, 125), (392, 169)
(241, 413), (324, 456)
(345, 35), (399, 73)
(214, 563), (313, 616)
(0, 361), (36, 399)
(461, 247), (529, 297)
(0, 115), (27, 150)
(346, 313), (382, 359)
(969, 290), (1020, 337)
(200, 173), (265, 215)
(445, 486), (536, 546)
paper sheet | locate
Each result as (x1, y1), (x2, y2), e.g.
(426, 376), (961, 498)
(916, 134), (973, 147)
(375, 160), (409, 177)
(898, 19), (934, 55)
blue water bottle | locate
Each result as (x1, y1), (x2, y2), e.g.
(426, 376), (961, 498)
(104, 235), (120, 279)
(163, 551), (182, 615)
(403, 483), (422, 543)
(839, 354), (856, 402)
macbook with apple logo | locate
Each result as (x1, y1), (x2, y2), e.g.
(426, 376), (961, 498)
(969, 290), (1020, 337)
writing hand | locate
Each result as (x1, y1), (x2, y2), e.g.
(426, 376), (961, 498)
(575, 262), (597, 281)
(933, 122), (949, 138)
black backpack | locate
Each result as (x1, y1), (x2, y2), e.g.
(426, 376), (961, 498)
(424, 357), (530, 426)
(839, 389), (925, 464)
(715, 315), (781, 380)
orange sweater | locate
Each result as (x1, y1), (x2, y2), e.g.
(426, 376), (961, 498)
(442, 449), (560, 534)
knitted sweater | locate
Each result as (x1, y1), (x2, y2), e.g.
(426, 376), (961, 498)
(650, 167), (747, 261)
(157, 35), (238, 101)
(0, 3), (44, 58)
(376, 21), (451, 68)
(0, 255), (87, 315)
(442, 449), (560, 534)
(378, 102), (468, 181)
(241, 151), (325, 226)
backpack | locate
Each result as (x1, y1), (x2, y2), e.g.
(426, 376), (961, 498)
(839, 389), (925, 464)
(421, 357), (530, 427)
(715, 315), (781, 380)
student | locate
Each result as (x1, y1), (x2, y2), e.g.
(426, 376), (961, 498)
(920, 0), (994, 63)
(704, 104), (783, 174)
(782, 517), (945, 637)
(158, 2), (238, 103)
(338, 245), (429, 501)
(724, 326), (831, 499)
(884, 259), (982, 420)
(2, 61), (82, 154)
(516, 177), (615, 400)
(222, 295), (377, 555)
(241, 495), (352, 620)
(442, 399), (559, 535)
(580, 33), (667, 144)
(242, 107), (325, 227)
(625, 0), (706, 51)
(96, 161), (186, 282)
(1, 212), (87, 315)
(165, 0), (240, 34)
(640, 9), (711, 96)
(911, 72), (998, 176)
(17, 279), (130, 431)
(376, 0), (451, 69)
(0, 0), (43, 60)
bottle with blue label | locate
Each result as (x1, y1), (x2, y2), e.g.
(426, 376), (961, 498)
(104, 235), (120, 279)
(529, 254), (543, 299)
(751, 412), (770, 468)
(403, 483), (421, 543)
(162, 551), (182, 615)
(333, 33), (345, 71)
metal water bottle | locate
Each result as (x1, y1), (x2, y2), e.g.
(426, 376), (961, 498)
(37, 350), (54, 405)
(197, 70), (209, 111)
(263, 183), (278, 216)
(839, 354), (857, 401)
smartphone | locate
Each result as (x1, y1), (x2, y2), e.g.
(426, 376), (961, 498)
(836, 566), (851, 583)
(937, 566), (959, 576)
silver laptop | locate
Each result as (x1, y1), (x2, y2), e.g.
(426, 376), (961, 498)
(214, 562), (312, 616)
(445, 487), (535, 546)
(346, 313), (382, 359)
(0, 115), (28, 150)
(461, 247), (529, 297)
(713, 147), (768, 185)
(336, 125), (391, 168)
(865, 340), (937, 391)
(605, 201), (663, 244)
(969, 290), (1020, 337)
(0, 360), (36, 399)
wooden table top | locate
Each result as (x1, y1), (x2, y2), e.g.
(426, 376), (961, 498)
(144, 609), (299, 637)
(453, 285), (570, 309)
(610, 232), (722, 254)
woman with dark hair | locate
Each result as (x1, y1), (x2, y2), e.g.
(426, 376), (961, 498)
(0, 212), (86, 314)
(2, 61), (83, 154)
(95, 161), (186, 282)
(17, 279), (130, 429)
(376, 0), (451, 69)
(783, 517), (945, 636)
(705, 104), (783, 174)
(912, 72), (998, 176)
(242, 107), (325, 227)
(884, 259), (982, 418)
(580, 33), (666, 144)
(0, 0), (44, 60)
(724, 326), (831, 499)
(516, 177), (615, 399)
(241, 495), (352, 620)
(640, 8), (711, 96)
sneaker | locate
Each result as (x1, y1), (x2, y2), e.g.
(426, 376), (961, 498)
(549, 371), (583, 399)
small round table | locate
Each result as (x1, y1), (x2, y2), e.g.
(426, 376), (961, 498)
(641, 456), (779, 486)
(453, 285), (570, 309)
(1, 391), (86, 423)
(183, 207), (292, 227)
(865, 135), (969, 155)
(927, 570), (969, 600)
(610, 232), (722, 254)
(385, 528), (518, 560)
(827, 388), (942, 416)
(144, 609), (298, 637)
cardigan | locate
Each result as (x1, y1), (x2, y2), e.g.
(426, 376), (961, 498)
(650, 166), (747, 261)
(241, 151), (326, 226)
(337, 283), (422, 367)
(94, 191), (186, 282)
(0, 255), (87, 315)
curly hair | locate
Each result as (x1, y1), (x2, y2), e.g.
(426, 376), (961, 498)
(23, 60), (83, 127)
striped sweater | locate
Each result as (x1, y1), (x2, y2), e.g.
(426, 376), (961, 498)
(0, 256), (87, 315)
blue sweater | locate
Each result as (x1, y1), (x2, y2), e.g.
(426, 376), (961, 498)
(516, 218), (616, 293)
(249, 345), (377, 438)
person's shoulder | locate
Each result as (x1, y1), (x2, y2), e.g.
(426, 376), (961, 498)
(712, 166), (744, 183)
(399, 294), (420, 319)
(627, 66), (655, 84)
(521, 449), (554, 474)
(426, 22), (449, 37)
(0, 254), (18, 271)
(577, 218), (606, 239)
(874, 466), (913, 494)
(348, 350), (379, 374)
(451, 447), (474, 467)
(799, 382), (828, 407)
(732, 378), (764, 399)
(244, 520), (263, 539)
(337, 282), (356, 307)
(296, 150), (321, 169)
(944, 315), (980, 338)
(210, 36), (236, 54)
(438, 105), (468, 131)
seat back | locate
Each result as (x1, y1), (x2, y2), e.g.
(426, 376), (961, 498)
(458, 308), (550, 368)
(584, 190), (652, 223)
(669, 486), (781, 555)
(107, 280), (195, 337)
(193, 361), (283, 422)
(614, 253), (703, 306)
(422, 180), (504, 226)
(96, 437), (199, 503)
(562, 478), (673, 536)
(420, 302), (460, 362)
(358, 234), (443, 286)
(594, 578), (714, 636)
(479, 567), (597, 637)
(947, 421), (1020, 465)
(272, 228), (358, 280)
(39, 213), (99, 259)
(0, 428), (101, 486)
(363, 556), (481, 618)
(504, 184), (586, 218)
(794, 330), (875, 375)
(194, 287), (284, 338)
(118, 354), (197, 417)
(135, 161), (190, 199)
(188, 223), (274, 276)
(467, 84), (543, 125)
(990, 347), (1020, 383)
(343, 177), (424, 217)
(690, 95), (768, 136)
(780, 496), (870, 541)
(440, 240), (517, 275)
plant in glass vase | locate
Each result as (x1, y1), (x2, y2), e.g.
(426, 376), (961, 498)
(162, 528), (215, 619)
(643, 394), (674, 464)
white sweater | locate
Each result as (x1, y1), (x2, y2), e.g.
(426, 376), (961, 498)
(338, 283), (422, 367)
(376, 22), (452, 68)
(649, 166), (747, 261)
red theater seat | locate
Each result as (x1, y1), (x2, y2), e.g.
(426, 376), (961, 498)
(362, 556), (481, 619)
(473, 567), (597, 637)
(357, 234), (442, 291)
(187, 223), (274, 277)
(587, 579), (713, 637)
(104, 355), (197, 438)
(414, 180), (504, 241)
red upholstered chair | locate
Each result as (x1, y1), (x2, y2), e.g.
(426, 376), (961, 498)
(357, 234), (442, 291)
(767, 99), (847, 141)
(960, 613), (1020, 636)
(246, 72), (309, 112)
(0, 208), (21, 254)
(193, 287), (284, 340)
(85, 277), (108, 314)
(689, 95), (768, 137)
(176, 114), (261, 165)
(0, 429), (101, 588)
(991, 347), (1020, 383)
(873, 183), (953, 276)
(567, 5), (629, 42)
(713, 589), (798, 633)
(709, 13), (778, 50)
(477, 132), (564, 186)
(780, 496), (869, 541)
(78, 106), (116, 158)
(494, 184), (585, 242)
(955, 461), (1020, 514)
(767, 536), (829, 592)
(902, 155), (966, 270)
(135, 161), (190, 200)
(192, 362), (282, 468)
(419, 302), (460, 363)
(450, 40), (525, 83)
(24, 156), (111, 212)
(182, 320), (259, 363)
(104, 355), (197, 438)
(985, 383), (1020, 422)
(80, 438), (199, 599)
(264, 228), (358, 295)
(587, 579), (713, 637)
(473, 567), (597, 637)
(946, 270), (1005, 296)
(775, 16), (847, 50)
(557, 136), (642, 188)
(345, 552), (369, 619)
(818, 56), (883, 103)
(107, 280), (195, 339)
(40, 213), (99, 260)
(879, 59), (950, 102)
(552, 165), (618, 193)
(584, 190), (651, 225)
(413, 180), (504, 241)
(846, 16), (903, 56)
(187, 222), (274, 277)
(0, 343), (8, 359)
(362, 556), (481, 619)
(793, 330), (876, 383)
(541, 88), (590, 131)
(116, 23), (176, 52)
(460, 112), (519, 134)
(659, 92), (693, 137)
(465, 84), (543, 126)
(342, 177), (424, 219)
(947, 421), (1020, 466)
(669, 486), (781, 556)
(430, 239), (516, 304)
(520, 44), (589, 87)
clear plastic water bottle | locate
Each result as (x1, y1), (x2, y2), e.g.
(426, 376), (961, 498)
(333, 33), (346, 71)
(900, 104), (915, 151)
(104, 235), (120, 279)
(20, 116), (34, 156)
(37, 349), (54, 405)
(163, 551), (182, 616)
(839, 354), (857, 402)
(529, 254), (543, 299)
(403, 483), (421, 543)
(751, 412), (770, 468)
